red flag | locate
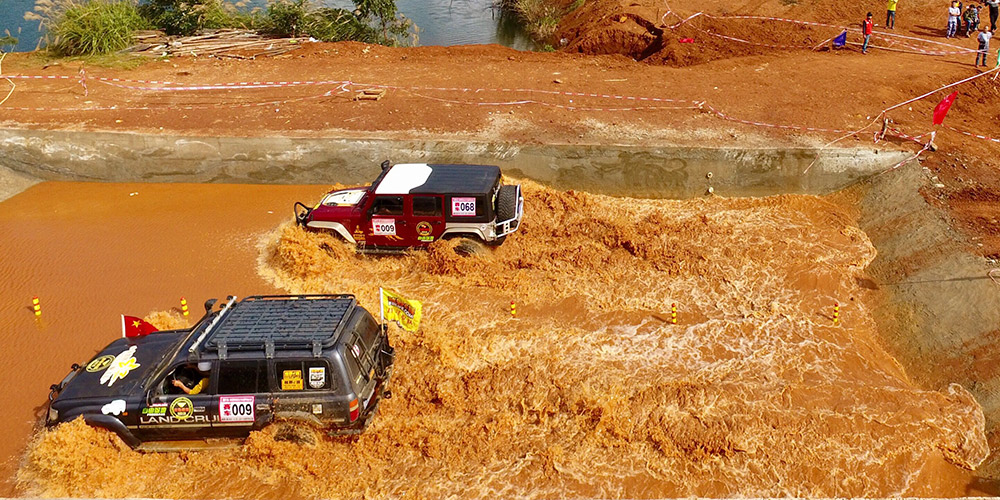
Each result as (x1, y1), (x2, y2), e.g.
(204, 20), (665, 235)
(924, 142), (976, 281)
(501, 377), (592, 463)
(122, 315), (158, 338)
(932, 91), (958, 125)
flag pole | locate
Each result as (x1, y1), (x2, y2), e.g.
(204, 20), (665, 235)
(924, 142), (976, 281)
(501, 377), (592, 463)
(379, 287), (385, 326)
(120, 314), (125, 338)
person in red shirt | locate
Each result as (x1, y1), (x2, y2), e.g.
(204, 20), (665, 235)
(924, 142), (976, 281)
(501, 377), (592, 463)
(863, 12), (874, 53)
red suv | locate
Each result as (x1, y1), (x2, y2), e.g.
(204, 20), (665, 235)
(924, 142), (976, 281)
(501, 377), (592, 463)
(295, 162), (523, 251)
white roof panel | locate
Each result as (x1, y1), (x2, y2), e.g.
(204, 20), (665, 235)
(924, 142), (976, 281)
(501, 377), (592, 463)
(374, 163), (432, 195)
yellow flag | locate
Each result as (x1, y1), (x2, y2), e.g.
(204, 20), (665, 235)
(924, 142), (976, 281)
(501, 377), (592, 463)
(381, 288), (422, 332)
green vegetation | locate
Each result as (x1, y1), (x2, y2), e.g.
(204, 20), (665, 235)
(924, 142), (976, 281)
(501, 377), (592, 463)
(48, 0), (148, 56)
(261, 0), (411, 45)
(33, 0), (413, 57)
(139, 0), (259, 35)
(0, 35), (18, 52)
(500, 0), (582, 43)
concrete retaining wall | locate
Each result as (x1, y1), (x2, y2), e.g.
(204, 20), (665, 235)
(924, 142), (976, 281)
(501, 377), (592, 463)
(0, 128), (909, 199)
(856, 163), (1000, 478)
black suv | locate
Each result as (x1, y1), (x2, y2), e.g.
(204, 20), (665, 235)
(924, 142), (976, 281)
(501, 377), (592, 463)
(46, 295), (395, 449)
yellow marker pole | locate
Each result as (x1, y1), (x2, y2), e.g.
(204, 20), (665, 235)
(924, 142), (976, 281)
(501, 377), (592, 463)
(671, 303), (677, 324)
(510, 300), (516, 318)
(180, 297), (189, 317)
(833, 302), (840, 325)
(32, 296), (41, 318)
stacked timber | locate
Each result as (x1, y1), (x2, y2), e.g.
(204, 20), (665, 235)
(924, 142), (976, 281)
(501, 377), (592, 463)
(128, 30), (309, 58)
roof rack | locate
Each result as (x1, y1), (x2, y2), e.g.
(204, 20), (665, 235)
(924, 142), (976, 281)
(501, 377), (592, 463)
(198, 294), (357, 358)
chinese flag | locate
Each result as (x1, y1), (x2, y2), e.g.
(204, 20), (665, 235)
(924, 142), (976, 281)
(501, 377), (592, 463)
(122, 315), (159, 338)
(932, 91), (958, 125)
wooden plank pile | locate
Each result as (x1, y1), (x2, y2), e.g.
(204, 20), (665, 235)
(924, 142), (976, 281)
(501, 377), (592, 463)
(128, 29), (309, 58)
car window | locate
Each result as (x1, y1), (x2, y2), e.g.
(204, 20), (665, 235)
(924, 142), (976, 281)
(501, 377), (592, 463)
(218, 360), (267, 394)
(372, 196), (404, 216)
(412, 196), (442, 217)
(275, 360), (332, 391)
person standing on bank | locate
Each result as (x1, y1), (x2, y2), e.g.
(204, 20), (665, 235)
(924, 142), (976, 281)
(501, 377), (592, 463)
(985, 0), (998, 31)
(887, 0), (899, 28)
(963, 4), (980, 36)
(975, 26), (992, 66)
(863, 12), (874, 53)
(948, 1), (963, 37)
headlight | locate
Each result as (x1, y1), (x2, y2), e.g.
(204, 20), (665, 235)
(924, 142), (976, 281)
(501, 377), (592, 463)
(47, 406), (58, 422)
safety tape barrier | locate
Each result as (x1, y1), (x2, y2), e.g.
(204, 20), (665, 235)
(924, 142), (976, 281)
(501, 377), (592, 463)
(943, 124), (1000, 143)
(2, 69), (997, 146)
(659, 6), (980, 55)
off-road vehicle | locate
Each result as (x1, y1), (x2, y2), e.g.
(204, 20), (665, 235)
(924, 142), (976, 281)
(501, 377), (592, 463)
(46, 294), (394, 450)
(294, 161), (523, 252)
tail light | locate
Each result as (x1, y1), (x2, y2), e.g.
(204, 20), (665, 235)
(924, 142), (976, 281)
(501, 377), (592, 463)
(349, 398), (359, 422)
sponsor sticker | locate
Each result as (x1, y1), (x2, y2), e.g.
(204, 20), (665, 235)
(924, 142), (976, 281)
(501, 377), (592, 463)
(372, 219), (396, 236)
(309, 367), (326, 389)
(86, 355), (115, 373)
(282, 370), (303, 391)
(416, 221), (433, 236)
(102, 399), (126, 416)
(219, 395), (255, 423)
(451, 197), (477, 217)
(142, 404), (167, 416)
(169, 397), (194, 420)
(99, 346), (141, 387)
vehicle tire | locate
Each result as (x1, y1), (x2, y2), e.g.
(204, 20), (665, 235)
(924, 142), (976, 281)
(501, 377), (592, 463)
(265, 421), (322, 446)
(496, 185), (518, 223)
(454, 237), (488, 257)
(490, 185), (518, 246)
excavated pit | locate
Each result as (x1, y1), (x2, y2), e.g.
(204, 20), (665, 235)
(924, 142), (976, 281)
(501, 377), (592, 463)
(1, 129), (997, 497)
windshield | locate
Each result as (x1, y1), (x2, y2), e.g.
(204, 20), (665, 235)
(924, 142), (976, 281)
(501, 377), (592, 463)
(322, 189), (366, 207)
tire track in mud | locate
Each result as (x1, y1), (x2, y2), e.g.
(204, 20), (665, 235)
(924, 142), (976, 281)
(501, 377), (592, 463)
(18, 181), (988, 498)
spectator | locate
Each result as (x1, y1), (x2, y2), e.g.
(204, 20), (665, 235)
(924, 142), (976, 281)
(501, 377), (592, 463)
(863, 12), (874, 53)
(985, 0), (998, 31)
(963, 4), (981, 36)
(948, 1), (962, 37)
(975, 26), (992, 65)
(887, 0), (899, 28)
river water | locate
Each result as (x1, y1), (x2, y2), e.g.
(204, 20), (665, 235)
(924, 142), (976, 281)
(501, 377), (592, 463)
(0, 0), (532, 53)
(0, 179), (988, 498)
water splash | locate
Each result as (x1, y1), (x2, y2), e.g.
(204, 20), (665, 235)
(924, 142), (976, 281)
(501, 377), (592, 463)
(18, 181), (987, 498)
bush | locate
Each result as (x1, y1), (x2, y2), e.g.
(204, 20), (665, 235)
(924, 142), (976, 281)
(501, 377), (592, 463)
(263, 0), (410, 45)
(49, 0), (147, 55)
(138, 0), (257, 36)
(0, 35), (18, 52)
(262, 0), (309, 37)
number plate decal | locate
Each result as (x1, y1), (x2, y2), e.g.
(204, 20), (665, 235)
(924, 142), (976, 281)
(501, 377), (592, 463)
(372, 219), (396, 235)
(451, 197), (477, 217)
(219, 395), (255, 423)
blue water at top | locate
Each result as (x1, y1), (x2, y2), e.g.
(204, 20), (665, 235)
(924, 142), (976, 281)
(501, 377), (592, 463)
(0, 0), (533, 52)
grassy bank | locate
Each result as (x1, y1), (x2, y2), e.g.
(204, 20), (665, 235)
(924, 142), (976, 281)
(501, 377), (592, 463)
(501, 0), (583, 44)
(27, 0), (413, 57)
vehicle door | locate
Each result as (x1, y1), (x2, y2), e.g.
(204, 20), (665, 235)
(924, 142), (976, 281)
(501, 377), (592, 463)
(273, 359), (336, 419)
(214, 359), (272, 438)
(138, 362), (219, 440)
(365, 195), (406, 248)
(408, 195), (446, 246)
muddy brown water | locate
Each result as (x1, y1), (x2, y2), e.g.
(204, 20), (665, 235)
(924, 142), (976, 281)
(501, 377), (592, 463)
(0, 180), (989, 498)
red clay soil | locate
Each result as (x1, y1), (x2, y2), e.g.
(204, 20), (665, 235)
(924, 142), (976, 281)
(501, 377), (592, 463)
(1, 2), (998, 283)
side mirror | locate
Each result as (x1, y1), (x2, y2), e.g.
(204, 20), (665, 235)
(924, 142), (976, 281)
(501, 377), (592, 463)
(380, 160), (391, 171)
(204, 298), (218, 313)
